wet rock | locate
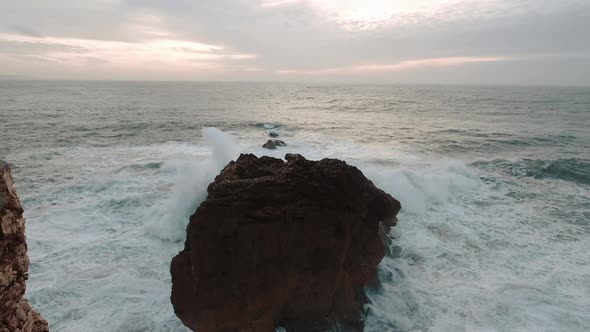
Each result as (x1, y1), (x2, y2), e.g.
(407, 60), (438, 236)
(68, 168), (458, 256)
(0, 161), (48, 332)
(262, 140), (277, 149)
(171, 154), (401, 332)
(269, 132), (279, 138)
(262, 139), (286, 149)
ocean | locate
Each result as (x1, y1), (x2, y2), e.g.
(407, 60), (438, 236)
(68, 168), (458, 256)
(1, 81), (589, 332)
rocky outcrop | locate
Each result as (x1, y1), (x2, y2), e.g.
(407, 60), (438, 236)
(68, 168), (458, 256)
(0, 161), (48, 332)
(171, 154), (401, 332)
(262, 139), (286, 150)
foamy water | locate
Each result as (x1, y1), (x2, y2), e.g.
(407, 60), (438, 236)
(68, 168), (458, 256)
(1, 81), (589, 331)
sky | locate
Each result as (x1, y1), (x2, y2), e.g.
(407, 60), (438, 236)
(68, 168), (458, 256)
(0, 0), (589, 85)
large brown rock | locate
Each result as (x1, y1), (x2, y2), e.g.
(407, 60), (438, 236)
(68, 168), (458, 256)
(0, 161), (48, 332)
(171, 154), (401, 332)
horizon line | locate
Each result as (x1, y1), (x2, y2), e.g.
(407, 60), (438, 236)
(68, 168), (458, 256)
(1, 78), (589, 88)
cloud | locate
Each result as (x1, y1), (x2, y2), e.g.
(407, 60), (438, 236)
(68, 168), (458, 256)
(260, 0), (301, 7)
(0, 0), (588, 84)
(0, 33), (255, 69)
(6, 24), (44, 37)
(257, 0), (585, 31)
(276, 56), (510, 75)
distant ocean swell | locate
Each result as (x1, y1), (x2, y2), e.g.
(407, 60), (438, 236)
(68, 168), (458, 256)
(2, 82), (588, 332)
(472, 158), (590, 185)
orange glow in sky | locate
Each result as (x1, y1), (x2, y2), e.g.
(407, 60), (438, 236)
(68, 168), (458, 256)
(0, 33), (255, 70)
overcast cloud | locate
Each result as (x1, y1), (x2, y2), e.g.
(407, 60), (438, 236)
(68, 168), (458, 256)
(0, 0), (589, 84)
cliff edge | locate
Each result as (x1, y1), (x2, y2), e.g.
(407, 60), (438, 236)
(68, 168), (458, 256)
(0, 161), (48, 332)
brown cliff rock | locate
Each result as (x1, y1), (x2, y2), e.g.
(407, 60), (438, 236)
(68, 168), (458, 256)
(0, 161), (48, 332)
(171, 154), (401, 332)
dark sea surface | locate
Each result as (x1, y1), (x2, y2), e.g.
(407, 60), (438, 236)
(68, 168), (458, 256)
(1, 81), (589, 331)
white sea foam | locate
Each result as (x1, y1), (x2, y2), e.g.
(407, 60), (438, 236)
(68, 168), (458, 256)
(21, 128), (590, 332)
(362, 160), (480, 215)
(361, 158), (590, 332)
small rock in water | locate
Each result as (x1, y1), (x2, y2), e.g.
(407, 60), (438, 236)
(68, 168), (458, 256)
(262, 140), (277, 149)
(262, 139), (286, 149)
(269, 131), (279, 138)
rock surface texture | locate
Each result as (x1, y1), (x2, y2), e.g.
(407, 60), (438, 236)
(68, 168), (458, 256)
(171, 154), (401, 332)
(262, 139), (286, 150)
(0, 161), (48, 332)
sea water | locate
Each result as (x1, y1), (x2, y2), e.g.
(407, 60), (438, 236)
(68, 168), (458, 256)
(1, 81), (589, 332)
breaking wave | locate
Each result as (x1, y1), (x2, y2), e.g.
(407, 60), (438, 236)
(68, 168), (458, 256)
(143, 128), (241, 242)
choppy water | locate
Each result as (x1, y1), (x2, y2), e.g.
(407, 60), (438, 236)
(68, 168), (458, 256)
(1, 81), (589, 332)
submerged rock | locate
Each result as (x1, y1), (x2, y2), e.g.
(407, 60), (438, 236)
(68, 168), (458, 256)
(262, 139), (286, 150)
(0, 161), (48, 332)
(171, 154), (401, 332)
(269, 131), (279, 138)
(262, 140), (277, 149)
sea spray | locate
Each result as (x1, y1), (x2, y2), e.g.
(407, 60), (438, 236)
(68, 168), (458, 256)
(362, 160), (480, 215)
(143, 127), (240, 242)
(202, 127), (241, 168)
